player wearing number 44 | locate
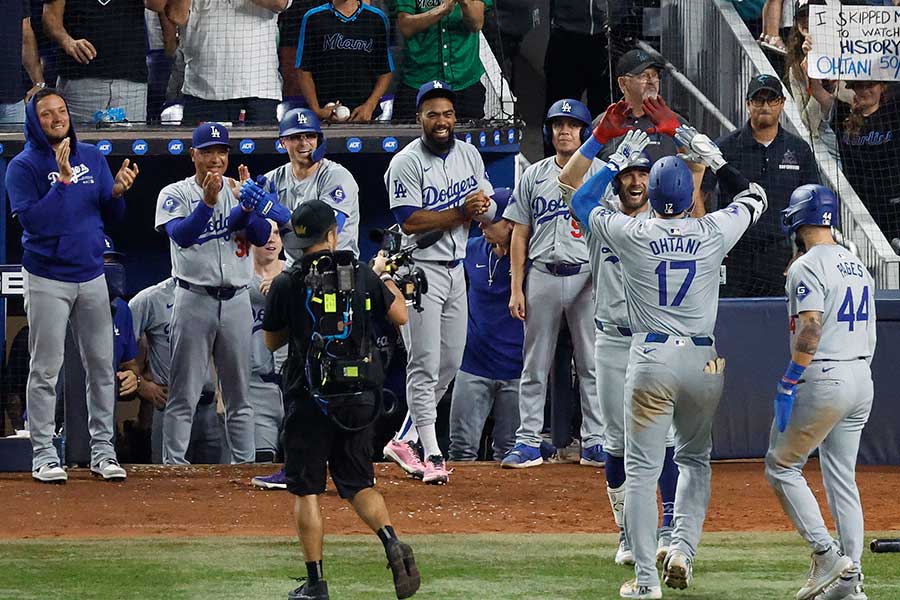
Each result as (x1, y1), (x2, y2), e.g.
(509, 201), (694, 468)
(560, 126), (768, 599)
(154, 122), (276, 465)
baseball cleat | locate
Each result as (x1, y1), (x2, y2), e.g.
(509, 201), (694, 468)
(656, 526), (672, 568)
(383, 440), (425, 479)
(547, 439), (579, 463)
(795, 547), (853, 600)
(500, 443), (543, 469)
(91, 458), (127, 482)
(815, 571), (867, 600)
(580, 443), (606, 467)
(386, 540), (420, 599)
(252, 468), (287, 490)
(288, 579), (329, 599)
(619, 579), (662, 599)
(615, 530), (634, 566)
(422, 455), (449, 485)
(663, 549), (693, 590)
(32, 462), (67, 484)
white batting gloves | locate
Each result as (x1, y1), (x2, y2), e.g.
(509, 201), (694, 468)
(607, 129), (651, 173)
(675, 125), (727, 172)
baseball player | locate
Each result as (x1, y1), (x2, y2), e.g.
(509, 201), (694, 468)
(154, 122), (276, 465)
(249, 219), (287, 462)
(129, 277), (224, 464)
(562, 127), (767, 599)
(766, 185), (875, 600)
(558, 109), (681, 566)
(382, 80), (500, 485)
(501, 98), (604, 469)
(240, 108), (360, 263)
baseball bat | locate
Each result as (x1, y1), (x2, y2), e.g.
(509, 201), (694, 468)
(870, 538), (900, 553)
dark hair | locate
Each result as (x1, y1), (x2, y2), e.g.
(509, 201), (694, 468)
(30, 88), (65, 110)
(304, 224), (338, 252)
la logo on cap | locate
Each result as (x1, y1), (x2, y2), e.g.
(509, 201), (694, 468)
(561, 101), (572, 113)
(105, 239), (112, 248)
(210, 126), (221, 138)
(299, 113), (308, 125)
(432, 81), (443, 88)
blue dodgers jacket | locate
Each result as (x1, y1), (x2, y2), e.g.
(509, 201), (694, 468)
(5, 96), (124, 282)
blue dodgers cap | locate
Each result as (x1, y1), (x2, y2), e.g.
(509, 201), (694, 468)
(103, 235), (124, 258)
(416, 80), (456, 110)
(192, 122), (231, 149)
(491, 187), (512, 219)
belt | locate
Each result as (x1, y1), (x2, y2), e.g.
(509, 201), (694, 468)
(534, 262), (587, 277)
(198, 390), (216, 405)
(644, 332), (713, 346)
(259, 372), (283, 386)
(176, 278), (248, 300)
(419, 259), (462, 269)
(595, 319), (632, 337)
(812, 357), (868, 363)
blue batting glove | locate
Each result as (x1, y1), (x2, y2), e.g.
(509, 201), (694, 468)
(254, 193), (291, 225)
(239, 180), (265, 212)
(254, 174), (269, 191)
(774, 380), (796, 433)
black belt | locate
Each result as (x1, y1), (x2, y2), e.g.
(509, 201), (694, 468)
(595, 319), (632, 337)
(535, 262), (587, 277)
(176, 278), (247, 300)
(645, 332), (713, 346)
(198, 390), (215, 405)
(419, 259), (462, 268)
(259, 372), (283, 386)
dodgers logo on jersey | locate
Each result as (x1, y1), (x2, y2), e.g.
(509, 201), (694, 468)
(168, 140), (184, 155)
(48, 164), (93, 185)
(393, 180), (408, 199)
(346, 137), (363, 152)
(422, 176), (478, 209)
(240, 139), (256, 154)
(330, 186), (346, 203)
(532, 196), (571, 225)
(96, 140), (112, 155)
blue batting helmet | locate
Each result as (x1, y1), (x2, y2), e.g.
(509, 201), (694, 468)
(648, 155), (694, 216)
(543, 99), (592, 147)
(279, 108), (326, 162)
(781, 184), (840, 235)
(611, 151), (653, 196)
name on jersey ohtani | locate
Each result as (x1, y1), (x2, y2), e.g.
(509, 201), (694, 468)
(649, 237), (701, 256)
(422, 175), (478, 210)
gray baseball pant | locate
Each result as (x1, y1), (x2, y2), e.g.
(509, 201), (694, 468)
(623, 334), (723, 587)
(249, 377), (284, 455)
(449, 370), (520, 461)
(22, 270), (117, 470)
(163, 286), (254, 464)
(151, 400), (223, 464)
(515, 268), (602, 448)
(399, 261), (467, 428)
(765, 360), (873, 567)
(56, 77), (147, 123)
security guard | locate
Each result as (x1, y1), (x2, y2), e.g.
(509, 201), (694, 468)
(262, 200), (420, 600)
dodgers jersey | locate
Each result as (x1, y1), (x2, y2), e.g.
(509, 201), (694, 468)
(250, 273), (276, 377)
(386, 138), (493, 261)
(262, 158), (360, 262)
(786, 243), (876, 361)
(155, 176), (253, 287)
(588, 201), (756, 337)
(504, 156), (604, 264)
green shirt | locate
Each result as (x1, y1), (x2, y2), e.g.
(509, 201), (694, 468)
(394, 0), (491, 90)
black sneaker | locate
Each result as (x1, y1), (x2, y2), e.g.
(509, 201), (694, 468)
(386, 540), (420, 599)
(288, 579), (329, 600)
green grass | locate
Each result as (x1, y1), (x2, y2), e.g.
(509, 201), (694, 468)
(0, 533), (898, 599)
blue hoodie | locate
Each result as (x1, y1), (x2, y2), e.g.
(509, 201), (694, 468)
(5, 95), (125, 282)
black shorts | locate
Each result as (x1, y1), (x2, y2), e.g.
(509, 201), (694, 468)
(283, 391), (376, 499)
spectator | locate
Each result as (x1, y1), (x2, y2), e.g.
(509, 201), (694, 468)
(702, 74), (819, 297)
(481, 0), (539, 90)
(42, 0), (165, 123)
(390, 0), (491, 119)
(731, 0), (765, 40)
(166, 0), (291, 124)
(0, 1), (45, 125)
(295, 0), (394, 122)
(543, 0), (610, 122)
(145, 8), (178, 123)
(448, 192), (521, 462)
(606, 0), (661, 69)
(278, 0), (318, 98)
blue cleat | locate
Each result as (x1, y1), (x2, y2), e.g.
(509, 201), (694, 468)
(580, 443), (606, 467)
(500, 443), (543, 469)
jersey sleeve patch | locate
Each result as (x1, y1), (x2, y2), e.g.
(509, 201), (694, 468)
(329, 185), (346, 204)
(795, 280), (810, 302)
(162, 196), (180, 214)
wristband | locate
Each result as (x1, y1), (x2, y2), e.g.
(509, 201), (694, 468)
(379, 273), (393, 283)
(578, 136), (604, 160)
(781, 360), (806, 386)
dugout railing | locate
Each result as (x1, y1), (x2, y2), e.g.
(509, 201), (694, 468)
(659, 0), (900, 290)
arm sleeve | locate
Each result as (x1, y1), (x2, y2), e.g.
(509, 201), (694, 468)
(570, 165), (619, 233)
(715, 162), (751, 201)
(165, 202), (214, 248)
(245, 213), (274, 246)
(227, 204), (251, 232)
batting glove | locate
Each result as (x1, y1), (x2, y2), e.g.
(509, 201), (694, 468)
(774, 381), (796, 433)
(254, 192), (291, 225)
(643, 96), (681, 137)
(675, 125), (727, 172)
(606, 129), (651, 173)
(239, 179), (265, 212)
(592, 100), (634, 145)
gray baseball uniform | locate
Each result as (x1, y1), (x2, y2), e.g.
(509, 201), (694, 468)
(588, 193), (763, 587)
(385, 138), (493, 434)
(262, 158), (360, 262)
(129, 278), (222, 464)
(503, 156), (604, 450)
(249, 273), (285, 456)
(765, 243), (876, 568)
(155, 176), (255, 464)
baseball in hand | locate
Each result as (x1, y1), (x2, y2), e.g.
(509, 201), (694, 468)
(334, 105), (351, 122)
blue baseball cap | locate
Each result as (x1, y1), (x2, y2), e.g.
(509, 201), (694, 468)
(192, 122), (231, 149)
(416, 80), (456, 110)
(492, 187), (512, 219)
(103, 235), (124, 258)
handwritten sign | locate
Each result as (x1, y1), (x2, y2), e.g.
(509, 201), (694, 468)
(809, 5), (900, 80)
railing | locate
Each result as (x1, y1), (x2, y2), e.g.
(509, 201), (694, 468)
(659, 0), (900, 289)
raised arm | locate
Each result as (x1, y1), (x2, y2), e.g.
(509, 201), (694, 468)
(397, 0), (456, 38)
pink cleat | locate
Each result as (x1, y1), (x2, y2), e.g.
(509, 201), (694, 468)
(383, 440), (425, 479)
(422, 455), (449, 485)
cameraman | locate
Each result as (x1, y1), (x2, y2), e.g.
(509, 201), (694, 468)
(262, 200), (420, 600)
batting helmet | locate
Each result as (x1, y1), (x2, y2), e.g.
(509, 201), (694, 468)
(611, 151), (653, 196)
(781, 184), (840, 235)
(542, 99), (592, 147)
(279, 108), (327, 162)
(648, 155), (694, 216)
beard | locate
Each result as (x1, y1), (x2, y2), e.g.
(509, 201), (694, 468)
(422, 129), (455, 155)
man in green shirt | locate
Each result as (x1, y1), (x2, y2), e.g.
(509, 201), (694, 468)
(391, 0), (492, 119)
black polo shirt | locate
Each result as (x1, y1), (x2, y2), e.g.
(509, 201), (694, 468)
(595, 108), (689, 164)
(296, 2), (393, 110)
(45, 0), (148, 83)
(0, 0), (27, 103)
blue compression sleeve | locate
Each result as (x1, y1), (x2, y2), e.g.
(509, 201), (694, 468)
(165, 202), (214, 248)
(391, 206), (418, 226)
(245, 213), (274, 246)
(569, 165), (618, 232)
(227, 204), (250, 232)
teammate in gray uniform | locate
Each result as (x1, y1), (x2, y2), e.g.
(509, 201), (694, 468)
(501, 98), (604, 469)
(129, 278), (223, 464)
(562, 127), (768, 599)
(155, 123), (275, 465)
(383, 80), (501, 485)
(766, 185), (875, 600)
(243, 108), (360, 262)
(249, 220), (287, 461)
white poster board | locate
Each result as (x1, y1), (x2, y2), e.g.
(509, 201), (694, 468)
(808, 5), (900, 81)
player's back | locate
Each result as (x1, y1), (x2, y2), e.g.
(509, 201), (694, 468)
(787, 244), (876, 361)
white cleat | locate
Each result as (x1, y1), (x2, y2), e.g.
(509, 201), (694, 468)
(796, 547), (853, 600)
(32, 463), (67, 484)
(619, 579), (662, 599)
(91, 458), (127, 482)
(663, 549), (693, 590)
